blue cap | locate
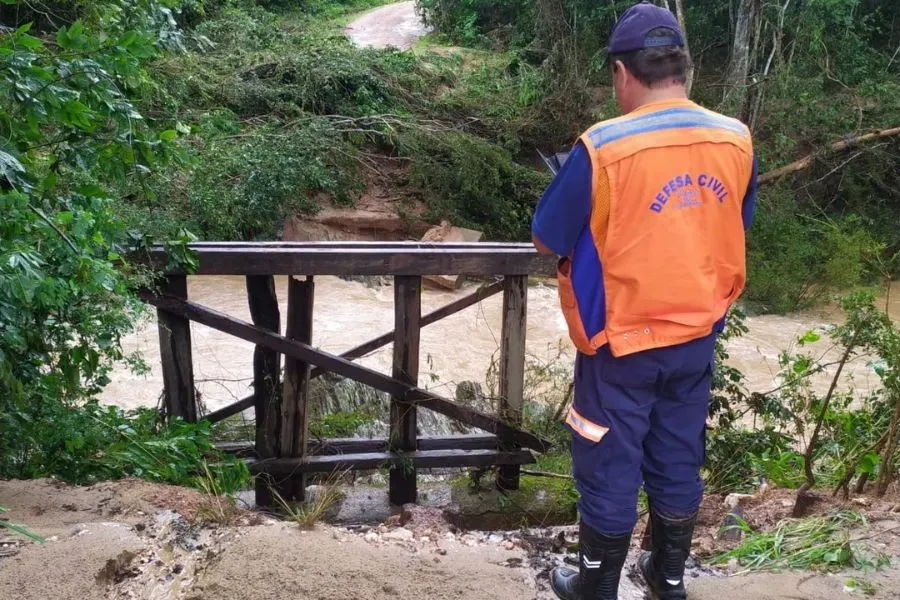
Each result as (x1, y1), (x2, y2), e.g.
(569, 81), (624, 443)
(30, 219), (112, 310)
(608, 1), (685, 54)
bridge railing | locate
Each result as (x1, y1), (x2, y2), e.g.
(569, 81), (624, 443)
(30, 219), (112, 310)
(138, 241), (557, 506)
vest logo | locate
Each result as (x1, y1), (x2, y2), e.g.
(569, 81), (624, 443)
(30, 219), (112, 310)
(650, 172), (730, 213)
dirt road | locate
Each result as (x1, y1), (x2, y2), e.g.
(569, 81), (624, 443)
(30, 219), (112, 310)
(344, 1), (430, 50)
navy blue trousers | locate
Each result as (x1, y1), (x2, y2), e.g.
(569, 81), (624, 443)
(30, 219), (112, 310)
(568, 333), (716, 536)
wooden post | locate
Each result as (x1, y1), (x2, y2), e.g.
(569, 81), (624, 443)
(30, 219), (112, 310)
(497, 275), (528, 491)
(389, 275), (421, 506)
(246, 275), (282, 507)
(281, 276), (314, 501)
(156, 275), (197, 422)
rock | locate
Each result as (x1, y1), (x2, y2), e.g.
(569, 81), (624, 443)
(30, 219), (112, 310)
(488, 534), (504, 544)
(420, 536), (431, 543)
(436, 548), (447, 556)
(891, 504), (900, 513)
(383, 528), (414, 542)
(399, 504), (415, 525)
(420, 222), (483, 290)
(503, 541), (516, 551)
(851, 497), (872, 508)
(719, 505), (745, 541)
(364, 532), (379, 543)
(723, 493), (755, 510)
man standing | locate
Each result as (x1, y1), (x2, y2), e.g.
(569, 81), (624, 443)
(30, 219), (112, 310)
(531, 2), (758, 599)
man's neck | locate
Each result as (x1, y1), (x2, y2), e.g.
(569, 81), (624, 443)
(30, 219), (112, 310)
(629, 85), (689, 112)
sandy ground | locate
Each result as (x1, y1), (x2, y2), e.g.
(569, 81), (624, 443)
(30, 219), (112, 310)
(190, 524), (534, 600)
(4, 479), (900, 600)
(344, 1), (430, 50)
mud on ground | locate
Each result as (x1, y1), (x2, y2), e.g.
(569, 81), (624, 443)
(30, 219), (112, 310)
(3, 478), (900, 600)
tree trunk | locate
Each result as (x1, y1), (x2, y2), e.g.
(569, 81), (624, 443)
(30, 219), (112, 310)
(875, 394), (900, 497)
(673, 0), (694, 97)
(725, 0), (758, 115)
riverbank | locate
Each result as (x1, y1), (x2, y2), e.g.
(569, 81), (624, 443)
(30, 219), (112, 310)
(3, 478), (900, 600)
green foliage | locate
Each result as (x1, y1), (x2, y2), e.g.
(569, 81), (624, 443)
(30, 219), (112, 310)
(419, 0), (900, 308)
(308, 410), (376, 438)
(0, 398), (249, 493)
(714, 511), (889, 573)
(0, 0), (247, 496)
(0, 3), (169, 440)
(704, 427), (799, 493)
(400, 130), (548, 239)
(746, 197), (883, 313)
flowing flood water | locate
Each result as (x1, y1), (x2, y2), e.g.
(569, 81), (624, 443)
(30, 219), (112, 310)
(101, 277), (899, 414)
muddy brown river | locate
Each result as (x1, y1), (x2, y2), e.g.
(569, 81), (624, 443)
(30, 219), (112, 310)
(100, 276), (898, 414)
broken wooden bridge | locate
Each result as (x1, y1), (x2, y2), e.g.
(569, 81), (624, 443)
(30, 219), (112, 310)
(138, 241), (557, 507)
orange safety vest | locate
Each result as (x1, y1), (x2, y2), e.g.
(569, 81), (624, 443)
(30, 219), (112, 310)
(557, 98), (754, 358)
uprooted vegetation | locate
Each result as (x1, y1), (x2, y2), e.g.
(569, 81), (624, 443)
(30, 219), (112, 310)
(120, 0), (552, 241)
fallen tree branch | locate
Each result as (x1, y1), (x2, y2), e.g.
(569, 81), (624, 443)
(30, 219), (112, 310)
(759, 126), (900, 185)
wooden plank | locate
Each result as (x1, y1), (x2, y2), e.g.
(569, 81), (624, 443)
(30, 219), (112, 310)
(142, 244), (556, 277)
(203, 396), (254, 424)
(156, 275), (197, 422)
(140, 292), (552, 453)
(309, 279), (504, 378)
(390, 275), (421, 506)
(497, 275), (528, 491)
(250, 449), (536, 475)
(246, 275), (282, 506)
(166, 241), (539, 249)
(280, 275), (315, 501)
(217, 434), (500, 458)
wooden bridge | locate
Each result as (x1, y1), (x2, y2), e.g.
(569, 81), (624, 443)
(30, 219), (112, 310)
(139, 241), (557, 507)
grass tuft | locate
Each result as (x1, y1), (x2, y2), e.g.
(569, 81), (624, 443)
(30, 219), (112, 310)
(713, 510), (891, 573)
(194, 461), (244, 526)
(272, 470), (348, 529)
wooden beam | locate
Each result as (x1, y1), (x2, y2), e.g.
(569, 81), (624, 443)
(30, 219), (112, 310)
(203, 396), (254, 424)
(224, 280), (502, 410)
(309, 279), (504, 378)
(250, 449), (536, 475)
(390, 275), (421, 505)
(280, 275), (314, 501)
(140, 243), (556, 277)
(156, 275), (197, 422)
(246, 275), (281, 506)
(140, 292), (552, 453)
(217, 434), (501, 458)
(497, 275), (528, 491)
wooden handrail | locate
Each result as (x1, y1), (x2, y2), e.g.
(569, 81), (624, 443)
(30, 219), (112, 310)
(137, 242), (557, 276)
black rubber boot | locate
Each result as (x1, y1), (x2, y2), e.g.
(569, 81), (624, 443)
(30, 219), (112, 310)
(638, 509), (697, 600)
(550, 522), (631, 600)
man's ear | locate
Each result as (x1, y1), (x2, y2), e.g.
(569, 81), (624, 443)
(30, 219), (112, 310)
(613, 60), (628, 87)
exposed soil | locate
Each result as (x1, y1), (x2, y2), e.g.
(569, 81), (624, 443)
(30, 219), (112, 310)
(283, 155), (430, 243)
(4, 478), (900, 600)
